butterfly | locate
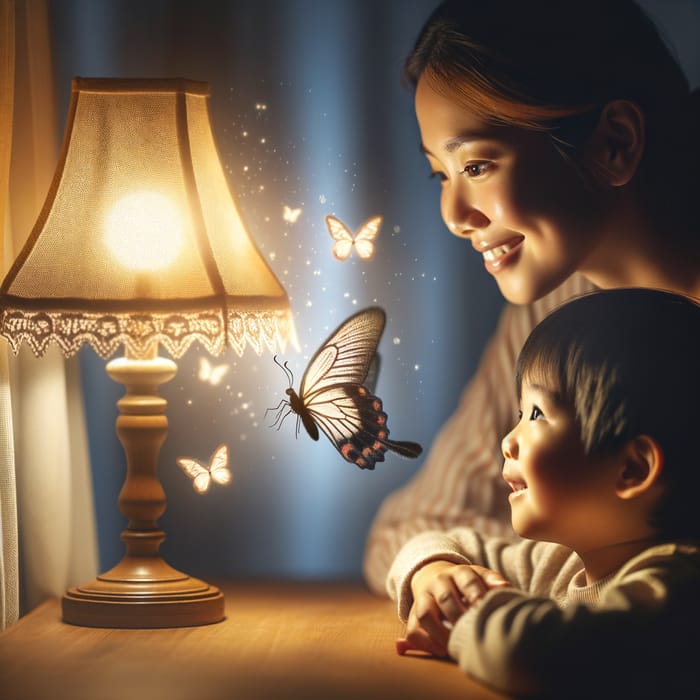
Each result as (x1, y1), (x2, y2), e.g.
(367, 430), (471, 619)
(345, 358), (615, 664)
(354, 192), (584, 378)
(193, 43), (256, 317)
(198, 356), (230, 386)
(176, 443), (232, 494)
(283, 205), (302, 224)
(325, 214), (382, 261)
(266, 307), (422, 470)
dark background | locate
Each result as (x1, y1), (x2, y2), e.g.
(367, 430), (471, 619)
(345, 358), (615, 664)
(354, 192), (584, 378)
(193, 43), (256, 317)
(45, 0), (700, 581)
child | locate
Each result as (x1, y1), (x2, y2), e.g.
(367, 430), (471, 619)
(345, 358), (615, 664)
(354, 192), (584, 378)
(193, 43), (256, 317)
(388, 288), (700, 698)
(363, 0), (700, 595)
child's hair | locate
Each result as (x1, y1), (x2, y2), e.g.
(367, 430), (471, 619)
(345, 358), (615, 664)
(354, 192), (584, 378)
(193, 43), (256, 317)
(404, 0), (700, 237)
(515, 288), (700, 540)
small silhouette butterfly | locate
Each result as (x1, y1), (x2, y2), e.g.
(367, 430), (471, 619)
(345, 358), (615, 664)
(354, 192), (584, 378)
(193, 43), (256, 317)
(177, 443), (232, 494)
(198, 356), (230, 386)
(325, 214), (382, 261)
(283, 205), (302, 224)
(266, 307), (422, 470)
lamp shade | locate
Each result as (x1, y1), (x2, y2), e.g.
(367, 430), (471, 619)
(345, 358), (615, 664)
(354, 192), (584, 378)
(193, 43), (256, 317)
(0, 77), (294, 359)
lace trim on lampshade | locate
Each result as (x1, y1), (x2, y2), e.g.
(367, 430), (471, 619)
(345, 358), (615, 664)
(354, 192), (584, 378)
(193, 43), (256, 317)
(0, 307), (294, 359)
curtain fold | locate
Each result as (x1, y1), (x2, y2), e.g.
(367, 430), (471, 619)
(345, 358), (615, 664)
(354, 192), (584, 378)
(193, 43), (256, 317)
(1, 0), (97, 623)
(0, 0), (19, 632)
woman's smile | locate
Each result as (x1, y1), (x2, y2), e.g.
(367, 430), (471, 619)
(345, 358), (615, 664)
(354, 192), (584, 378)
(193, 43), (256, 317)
(478, 236), (525, 273)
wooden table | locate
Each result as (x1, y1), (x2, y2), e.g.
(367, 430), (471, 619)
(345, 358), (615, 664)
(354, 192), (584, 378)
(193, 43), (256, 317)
(0, 580), (507, 700)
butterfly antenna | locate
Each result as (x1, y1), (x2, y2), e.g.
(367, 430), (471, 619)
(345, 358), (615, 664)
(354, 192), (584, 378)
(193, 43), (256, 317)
(273, 354), (295, 389)
(282, 361), (295, 388)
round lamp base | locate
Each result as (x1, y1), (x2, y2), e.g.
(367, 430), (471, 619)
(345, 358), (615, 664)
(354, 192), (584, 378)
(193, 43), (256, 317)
(62, 560), (225, 628)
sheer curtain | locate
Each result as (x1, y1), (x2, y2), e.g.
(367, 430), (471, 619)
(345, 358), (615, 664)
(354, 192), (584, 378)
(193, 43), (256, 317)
(0, 0), (18, 631)
(0, 0), (97, 629)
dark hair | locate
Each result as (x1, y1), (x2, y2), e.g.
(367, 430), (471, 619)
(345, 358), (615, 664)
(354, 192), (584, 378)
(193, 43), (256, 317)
(405, 0), (700, 234)
(516, 288), (700, 540)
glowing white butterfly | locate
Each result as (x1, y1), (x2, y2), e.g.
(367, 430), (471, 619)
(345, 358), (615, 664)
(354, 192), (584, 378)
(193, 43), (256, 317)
(325, 214), (382, 261)
(267, 307), (423, 470)
(198, 356), (230, 386)
(176, 444), (232, 495)
(283, 205), (302, 224)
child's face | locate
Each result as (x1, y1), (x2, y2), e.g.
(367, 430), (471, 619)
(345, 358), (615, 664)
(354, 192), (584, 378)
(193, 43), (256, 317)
(415, 76), (604, 305)
(501, 376), (622, 550)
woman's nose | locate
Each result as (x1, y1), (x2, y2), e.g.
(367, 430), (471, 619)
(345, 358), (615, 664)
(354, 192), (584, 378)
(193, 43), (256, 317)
(442, 184), (489, 238)
(501, 428), (518, 460)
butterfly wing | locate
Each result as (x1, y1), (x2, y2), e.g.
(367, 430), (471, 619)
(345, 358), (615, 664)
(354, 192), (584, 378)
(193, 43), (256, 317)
(209, 443), (232, 486)
(176, 457), (211, 494)
(210, 363), (229, 386)
(325, 215), (354, 261)
(365, 352), (381, 394)
(306, 385), (422, 469)
(353, 215), (382, 260)
(198, 356), (211, 382)
(300, 307), (386, 399)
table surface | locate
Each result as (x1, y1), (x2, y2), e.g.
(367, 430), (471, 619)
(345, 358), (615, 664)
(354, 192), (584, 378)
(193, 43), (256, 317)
(0, 580), (508, 700)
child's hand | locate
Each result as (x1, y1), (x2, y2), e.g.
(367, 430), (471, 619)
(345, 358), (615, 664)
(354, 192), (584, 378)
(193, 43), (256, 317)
(397, 560), (510, 657)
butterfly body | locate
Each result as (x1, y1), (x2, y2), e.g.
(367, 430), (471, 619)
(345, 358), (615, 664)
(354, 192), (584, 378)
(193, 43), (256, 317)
(285, 386), (320, 441)
(325, 214), (382, 261)
(268, 307), (422, 470)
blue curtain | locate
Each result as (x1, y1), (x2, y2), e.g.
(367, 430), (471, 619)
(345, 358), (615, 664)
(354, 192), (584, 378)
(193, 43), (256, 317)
(47, 0), (699, 580)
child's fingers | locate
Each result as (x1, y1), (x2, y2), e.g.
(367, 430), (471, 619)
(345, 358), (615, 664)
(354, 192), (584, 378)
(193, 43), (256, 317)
(396, 637), (413, 655)
(414, 592), (451, 647)
(470, 565), (511, 587)
(433, 584), (468, 623)
(396, 634), (446, 657)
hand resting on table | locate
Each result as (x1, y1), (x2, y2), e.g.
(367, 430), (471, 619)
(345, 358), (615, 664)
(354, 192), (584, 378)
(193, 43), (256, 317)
(397, 560), (511, 657)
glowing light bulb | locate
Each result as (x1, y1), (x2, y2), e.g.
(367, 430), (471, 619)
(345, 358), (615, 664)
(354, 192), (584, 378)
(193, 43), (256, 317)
(105, 191), (185, 271)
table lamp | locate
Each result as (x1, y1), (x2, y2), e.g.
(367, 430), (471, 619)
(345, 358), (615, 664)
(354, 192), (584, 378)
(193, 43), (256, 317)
(0, 78), (295, 628)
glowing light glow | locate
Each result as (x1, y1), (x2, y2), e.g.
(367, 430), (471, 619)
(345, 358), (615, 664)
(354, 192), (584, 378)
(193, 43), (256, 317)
(105, 191), (185, 271)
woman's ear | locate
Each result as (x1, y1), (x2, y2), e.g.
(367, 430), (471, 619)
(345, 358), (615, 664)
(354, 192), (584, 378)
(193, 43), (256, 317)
(585, 99), (645, 187)
(615, 435), (663, 500)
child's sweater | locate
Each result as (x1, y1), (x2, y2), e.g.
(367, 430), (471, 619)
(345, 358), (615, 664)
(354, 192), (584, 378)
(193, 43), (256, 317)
(388, 529), (700, 698)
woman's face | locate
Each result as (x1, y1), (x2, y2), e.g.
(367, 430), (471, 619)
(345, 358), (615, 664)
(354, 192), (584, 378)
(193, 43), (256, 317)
(415, 76), (604, 305)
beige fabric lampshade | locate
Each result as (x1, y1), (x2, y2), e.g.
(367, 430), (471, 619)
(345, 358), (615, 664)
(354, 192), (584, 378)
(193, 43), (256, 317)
(0, 77), (295, 359)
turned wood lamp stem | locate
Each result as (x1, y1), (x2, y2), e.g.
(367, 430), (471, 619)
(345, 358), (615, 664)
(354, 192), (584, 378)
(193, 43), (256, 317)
(61, 347), (224, 628)
(113, 346), (171, 564)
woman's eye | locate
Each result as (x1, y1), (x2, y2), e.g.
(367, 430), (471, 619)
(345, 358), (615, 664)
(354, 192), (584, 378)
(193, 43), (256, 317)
(529, 405), (544, 420)
(461, 161), (491, 178)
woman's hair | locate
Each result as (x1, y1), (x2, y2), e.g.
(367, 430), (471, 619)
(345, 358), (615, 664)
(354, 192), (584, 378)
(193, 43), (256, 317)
(515, 288), (700, 539)
(405, 0), (700, 231)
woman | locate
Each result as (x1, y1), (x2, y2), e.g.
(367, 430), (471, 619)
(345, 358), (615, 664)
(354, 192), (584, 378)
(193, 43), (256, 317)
(363, 0), (700, 594)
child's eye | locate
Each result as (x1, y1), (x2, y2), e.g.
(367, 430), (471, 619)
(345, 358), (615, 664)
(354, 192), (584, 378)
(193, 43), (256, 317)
(461, 161), (491, 178)
(529, 405), (545, 420)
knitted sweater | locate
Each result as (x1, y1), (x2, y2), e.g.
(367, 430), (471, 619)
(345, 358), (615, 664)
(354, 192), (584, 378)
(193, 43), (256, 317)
(363, 273), (596, 594)
(388, 529), (700, 698)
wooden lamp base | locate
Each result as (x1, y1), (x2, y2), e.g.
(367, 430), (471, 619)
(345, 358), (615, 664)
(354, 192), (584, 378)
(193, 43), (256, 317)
(62, 351), (225, 628)
(62, 549), (224, 628)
